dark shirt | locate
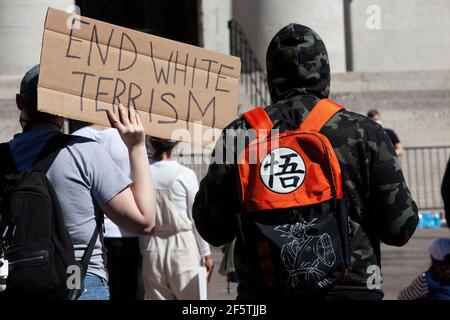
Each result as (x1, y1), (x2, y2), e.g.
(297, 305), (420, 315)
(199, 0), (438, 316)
(384, 128), (400, 146)
(442, 157), (450, 228)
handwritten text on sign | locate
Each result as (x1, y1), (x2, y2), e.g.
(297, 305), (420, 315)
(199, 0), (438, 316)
(38, 8), (241, 147)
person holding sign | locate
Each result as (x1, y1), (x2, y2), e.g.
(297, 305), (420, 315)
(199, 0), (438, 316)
(1, 65), (156, 300)
(73, 124), (145, 300)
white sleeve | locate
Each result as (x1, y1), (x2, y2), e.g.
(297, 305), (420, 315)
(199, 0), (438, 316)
(185, 168), (211, 257)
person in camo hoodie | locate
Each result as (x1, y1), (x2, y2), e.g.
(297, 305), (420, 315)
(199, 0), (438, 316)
(193, 23), (418, 300)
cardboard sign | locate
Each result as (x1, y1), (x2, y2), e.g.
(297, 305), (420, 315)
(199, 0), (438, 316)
(38, 8), (241, 148)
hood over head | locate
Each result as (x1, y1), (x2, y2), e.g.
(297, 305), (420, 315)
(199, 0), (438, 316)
(266, 23), (330, 103)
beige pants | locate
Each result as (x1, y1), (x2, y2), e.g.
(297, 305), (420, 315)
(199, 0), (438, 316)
(142, 230), (201, 300)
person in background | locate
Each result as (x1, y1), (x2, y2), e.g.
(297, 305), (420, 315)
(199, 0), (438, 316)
(398, 238), (450, 300)
(141, 137), (213, 300)
(73, 124), (144, 300)
(442, 157), (450, 229)
(367, 109), (404, 156)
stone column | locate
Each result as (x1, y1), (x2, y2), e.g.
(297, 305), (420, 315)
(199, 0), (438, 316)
(232, 0), (347, 72)
(0, 0), (74, 77)
(0, 0), (73, 142)
(201, 0), (232, 55)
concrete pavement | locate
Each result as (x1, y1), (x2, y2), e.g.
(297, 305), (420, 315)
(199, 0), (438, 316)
(206, 227), (450, 300)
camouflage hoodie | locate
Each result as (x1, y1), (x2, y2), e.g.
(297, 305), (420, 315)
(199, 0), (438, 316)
(193, 23), (418, 299)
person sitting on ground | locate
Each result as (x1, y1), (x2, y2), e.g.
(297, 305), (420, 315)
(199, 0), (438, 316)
(398, 238), (450, 300)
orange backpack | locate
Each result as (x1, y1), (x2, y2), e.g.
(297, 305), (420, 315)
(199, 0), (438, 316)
(236, 99), (350, 293)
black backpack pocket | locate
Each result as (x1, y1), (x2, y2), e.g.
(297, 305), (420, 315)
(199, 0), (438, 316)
(5, 241), (61, 297)
(242, 200), (350, 294)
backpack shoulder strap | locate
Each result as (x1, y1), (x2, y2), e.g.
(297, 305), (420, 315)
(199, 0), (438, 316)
(242, 106), (274, 140)
(300, 98), (344, 132)
(32, 134), (78, 173)
(79, 209), (103, 276)
(0, 143), (17, 176)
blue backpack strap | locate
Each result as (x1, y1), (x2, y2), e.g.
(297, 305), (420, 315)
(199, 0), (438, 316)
(31, 134), (78, 173)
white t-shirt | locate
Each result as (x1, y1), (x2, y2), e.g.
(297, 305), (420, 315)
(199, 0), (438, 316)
(73, 126), (135, 238)
(150, 160), (211, 257)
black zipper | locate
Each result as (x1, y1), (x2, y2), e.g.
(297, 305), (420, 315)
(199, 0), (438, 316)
(7, 249), (49, 271)
(9, 254), (46, 266)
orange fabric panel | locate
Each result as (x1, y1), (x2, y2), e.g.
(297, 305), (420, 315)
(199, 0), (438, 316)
(300, 99), (343, 132)
(238, 99), (345, 213)
(238, 131), (343, 212)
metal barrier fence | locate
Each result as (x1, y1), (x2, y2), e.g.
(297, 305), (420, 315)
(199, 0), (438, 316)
(228, 19), (270, 107)
(177, 145), (450, 213)
(401, 146), (450, 212)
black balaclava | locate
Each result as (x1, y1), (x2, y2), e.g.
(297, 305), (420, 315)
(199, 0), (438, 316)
(266, 23), (330, 103)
